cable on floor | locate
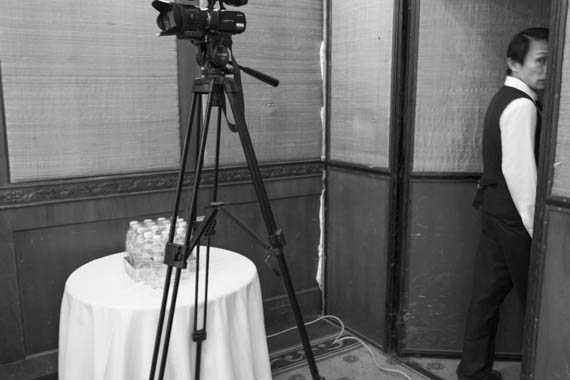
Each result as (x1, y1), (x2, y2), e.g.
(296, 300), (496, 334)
(267, 314), (413, 380)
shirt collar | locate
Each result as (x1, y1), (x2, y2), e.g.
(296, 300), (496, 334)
(504, 76), (537, 101)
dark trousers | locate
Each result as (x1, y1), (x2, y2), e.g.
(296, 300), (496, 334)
(457, 211), (531, 380)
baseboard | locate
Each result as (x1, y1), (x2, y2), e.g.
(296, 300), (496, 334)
(0, 350), (57, 380)
(263, 286), (323, 333)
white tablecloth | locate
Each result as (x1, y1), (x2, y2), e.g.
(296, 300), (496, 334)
(58, 247), (271, 380)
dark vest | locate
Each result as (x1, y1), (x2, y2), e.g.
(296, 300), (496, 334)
(473, 85), (541, 223)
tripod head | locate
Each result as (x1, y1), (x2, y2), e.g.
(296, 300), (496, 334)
(196, 33), (279, 87)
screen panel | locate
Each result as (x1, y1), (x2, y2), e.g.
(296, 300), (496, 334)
(0, 0), (180, 182)
(413, 0), (549, 173)
(201, 0), (324, 167)
(552, 7), (570, 198)
(329, 1), (393, 168)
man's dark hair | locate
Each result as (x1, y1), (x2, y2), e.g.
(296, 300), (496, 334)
(506, 27), (549, 75)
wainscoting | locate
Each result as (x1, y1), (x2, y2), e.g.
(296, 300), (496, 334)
(532, 206), (570, 379)
(325, 165), (390, 347)
(401, 178), (523, 356)
(0, 161), (323, 379)
(324, 165), (525, 358)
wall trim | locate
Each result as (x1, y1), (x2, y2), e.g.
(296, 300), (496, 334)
(545, 194), (570, 209)
(0, 161), (322, 209)
(328, 160), (481, 182)
(327, 160), (390, 176)
(0, 350), (57, 380)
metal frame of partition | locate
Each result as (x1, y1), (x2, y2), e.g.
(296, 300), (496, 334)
(385, 0), (416, 355)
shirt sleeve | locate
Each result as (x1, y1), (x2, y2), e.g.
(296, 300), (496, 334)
(499, 98), (538, 237)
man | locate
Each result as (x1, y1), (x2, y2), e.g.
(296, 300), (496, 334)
(457, 27), (549, 380)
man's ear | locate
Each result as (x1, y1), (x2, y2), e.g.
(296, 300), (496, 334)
(507, 58), (519, 74)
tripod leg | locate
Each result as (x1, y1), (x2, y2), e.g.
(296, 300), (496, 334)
(223, 78), (325, 380)
(157, 79), (220, 380)
(150, 85), (202, 380)
(193, 100), (224, 380)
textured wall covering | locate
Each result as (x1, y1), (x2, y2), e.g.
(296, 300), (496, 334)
(552, 6), (570, 198)
(200, 0), (323, 167)
(413, 0), (549, 173)
(329, 1), (393, 168)
(0, 1), (181, 182)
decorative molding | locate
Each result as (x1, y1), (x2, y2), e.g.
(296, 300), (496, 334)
(0, 161), (322, 208)
(545, 194), (570, 209)
(327, 160), (391, 176)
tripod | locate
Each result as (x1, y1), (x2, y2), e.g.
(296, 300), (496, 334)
(148, 43), (325, 380)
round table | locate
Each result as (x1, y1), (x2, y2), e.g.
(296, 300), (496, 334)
(58, 247), (271, 380)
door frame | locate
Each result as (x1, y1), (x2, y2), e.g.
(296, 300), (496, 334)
(521, 1), (568, 378)
(385, 0), (418, 355)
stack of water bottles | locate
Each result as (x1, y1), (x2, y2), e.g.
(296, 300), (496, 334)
(123, 217), (196, 288)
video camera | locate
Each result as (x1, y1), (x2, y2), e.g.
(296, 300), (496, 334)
(152, 0), (247, 40)
(152, 0), (279, 85)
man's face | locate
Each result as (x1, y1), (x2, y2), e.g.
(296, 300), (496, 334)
(509, 38), (549, 91)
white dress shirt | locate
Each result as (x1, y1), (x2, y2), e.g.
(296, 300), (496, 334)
(500, 76), (539, 237)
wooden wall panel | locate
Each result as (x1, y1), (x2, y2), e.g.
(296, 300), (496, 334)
(14, 219), (136, 354)
(533, 208), (570, 380)
(413, 0), (549, 173)
(329, 1), (393, 168)
(0, 215), (25, 362)
(325, 167), (389, 346)
(402, 180), (523, 354)
(0, 174), (322, 378)
(190, 177), (323, 303)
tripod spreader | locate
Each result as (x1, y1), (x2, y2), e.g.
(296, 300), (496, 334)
(163, 205), (220, 268)
(268, 229), (286, 249)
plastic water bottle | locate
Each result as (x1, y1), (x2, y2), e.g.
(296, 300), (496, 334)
(158, 218), (170, 234)
(174, 226), (186, 245)
(124, 221), (139, 258)
(127, 226), (146, 280)
(139, 231), (154, 283)
(148, 234), (166, 288)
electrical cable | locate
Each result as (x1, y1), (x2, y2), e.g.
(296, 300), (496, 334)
(268, 314), (413, 380)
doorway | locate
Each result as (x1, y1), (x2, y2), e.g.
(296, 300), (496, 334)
(388, 1), (552, 379)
